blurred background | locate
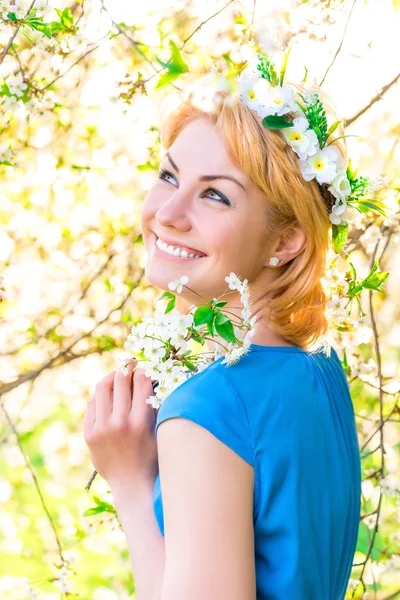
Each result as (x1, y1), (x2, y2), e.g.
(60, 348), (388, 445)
(0, 0), (399, 598)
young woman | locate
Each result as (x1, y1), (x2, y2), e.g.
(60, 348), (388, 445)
(84, 87), (362, 599)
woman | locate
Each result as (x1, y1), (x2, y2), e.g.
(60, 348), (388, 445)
(84, 85), (362, 599)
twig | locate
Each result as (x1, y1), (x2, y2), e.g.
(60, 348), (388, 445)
(351, 234), (386, 598)
(344, 71), (400, 128)
(319, 0), (358, 88)
(0, 0), (36, 65)
(99, 0), (160, 73)
(0, 399), (67, 580)
(181, 0), (235, 48)
(249, 0), (256, 43)
(1, 251), (117, 357)
(38, 31), (121, 91)
(0, 269), (145, 397)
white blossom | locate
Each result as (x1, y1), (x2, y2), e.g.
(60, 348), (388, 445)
(168, 275), (189, 294)
(282, 117), (319, 160)
(298, 145), (341, 185)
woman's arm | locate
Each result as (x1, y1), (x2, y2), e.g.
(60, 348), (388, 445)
(112, 480), (165, 600)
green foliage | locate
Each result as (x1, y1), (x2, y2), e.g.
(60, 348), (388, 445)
(83, 496), (117, 517)
(296, 91), (329, 147)
(262, 115), (295, 130)
(256, 52), (279, 86)
(347, 258), (389, 297)
(331, 222), (349, 254)
(155, 40), (189, 88)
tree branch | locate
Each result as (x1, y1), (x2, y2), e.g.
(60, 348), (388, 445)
(344, 71), (400, 128)
(319, 0), (358, 88)
(0, 0), (37, 65)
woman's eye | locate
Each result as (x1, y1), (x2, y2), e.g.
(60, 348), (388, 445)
(204, 189), (231, 206)
(158, 168), (176, 184)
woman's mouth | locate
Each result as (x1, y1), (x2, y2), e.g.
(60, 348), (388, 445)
(153, 235), (207, 262)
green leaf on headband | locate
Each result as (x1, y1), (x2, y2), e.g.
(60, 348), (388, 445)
(279, 45), (292, 86)
(326, 120), (342, 141)
(356, 199), (390, 219)
(256, 53), (279, 86)
(262, 115), (294, 130)
(332, 222), (348, 253)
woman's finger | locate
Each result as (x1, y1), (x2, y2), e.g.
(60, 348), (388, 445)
(83, 394), (96, 442)
(112, 361), (136, 422)
(95, 371), (115, 427)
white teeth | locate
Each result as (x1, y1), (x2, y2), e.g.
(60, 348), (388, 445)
(156, 237), (203, 259)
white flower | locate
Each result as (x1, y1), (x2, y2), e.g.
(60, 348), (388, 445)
(225, 272), (242, 291)
(282, 117), (320, 160)
(221, 343), (251, 366)
(168, 275), (189, 294)
(328, 172), (351, 201)
(238, 70), (262, 112)
(7, 75), (28, 97)
(146, 395), (161, 409)
(116, 356), (130, 376)
(329, 198), (349, 225)
(254, 82), (298, 119)
(327, 294), (348, 317)
(299, 145), (342, 185)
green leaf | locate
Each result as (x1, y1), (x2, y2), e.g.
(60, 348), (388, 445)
(164, 297), (176, 314)
(155, 40), (189, 89)
(212, 301), (228, 308)
(362, 271), (389, 292)
(393, 0), (400, 10)
(326, 120), (342, 140)
(214, 312), (238, 344)
(261, 115), (294, 130)
(24, 20), (53, 38)
(279, 45), (292, 87)
(356, 199), (390, 219)
(60, 7), (74, 28)
(6, 12), (18, 22)
(301, 65), (308, 83)
(158, 290), (175, 301)
(331, 222), (348, 253)
(193, 305), (214, 327)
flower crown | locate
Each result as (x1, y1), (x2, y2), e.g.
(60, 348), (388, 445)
(235, 49), (389, 254)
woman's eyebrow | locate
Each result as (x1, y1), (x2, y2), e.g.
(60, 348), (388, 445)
(164, 151), (246, 192)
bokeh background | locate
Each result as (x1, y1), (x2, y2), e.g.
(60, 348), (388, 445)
(0, 0), (399, 598)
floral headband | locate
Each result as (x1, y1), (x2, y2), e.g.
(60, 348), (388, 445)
(234, 50), (389, 254)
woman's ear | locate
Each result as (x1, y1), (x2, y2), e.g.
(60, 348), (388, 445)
(265, 224), (307, 266)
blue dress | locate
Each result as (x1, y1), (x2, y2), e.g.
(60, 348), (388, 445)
(152, 343), (362, 599)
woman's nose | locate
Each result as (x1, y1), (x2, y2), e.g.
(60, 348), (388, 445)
(155, 189), (192, 230)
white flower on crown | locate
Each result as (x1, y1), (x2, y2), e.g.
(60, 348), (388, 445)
(282, 117), (319, 160)
(238, 66), (298, 118)
(238, 70), (262, 112)
(329, 198), (349, 225)
(254, 81), (298, 119)
(328, 172), (351, 202)
(298, 145), (341, 185)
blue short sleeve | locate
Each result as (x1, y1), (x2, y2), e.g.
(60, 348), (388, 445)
(155, 361), (255, 467)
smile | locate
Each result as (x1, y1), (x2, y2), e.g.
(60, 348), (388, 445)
(154, 236), (206, 261)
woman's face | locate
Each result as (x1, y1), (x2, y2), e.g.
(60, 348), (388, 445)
(140, 117), (274, 306)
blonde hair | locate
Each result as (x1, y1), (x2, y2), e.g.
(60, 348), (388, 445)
(158, 81), (348, 351)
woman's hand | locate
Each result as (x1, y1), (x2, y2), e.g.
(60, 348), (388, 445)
(83, 361), (159, 492)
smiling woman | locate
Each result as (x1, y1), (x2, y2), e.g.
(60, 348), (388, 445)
(133, 82), (362, 600)
(141, 86), (347, 350)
